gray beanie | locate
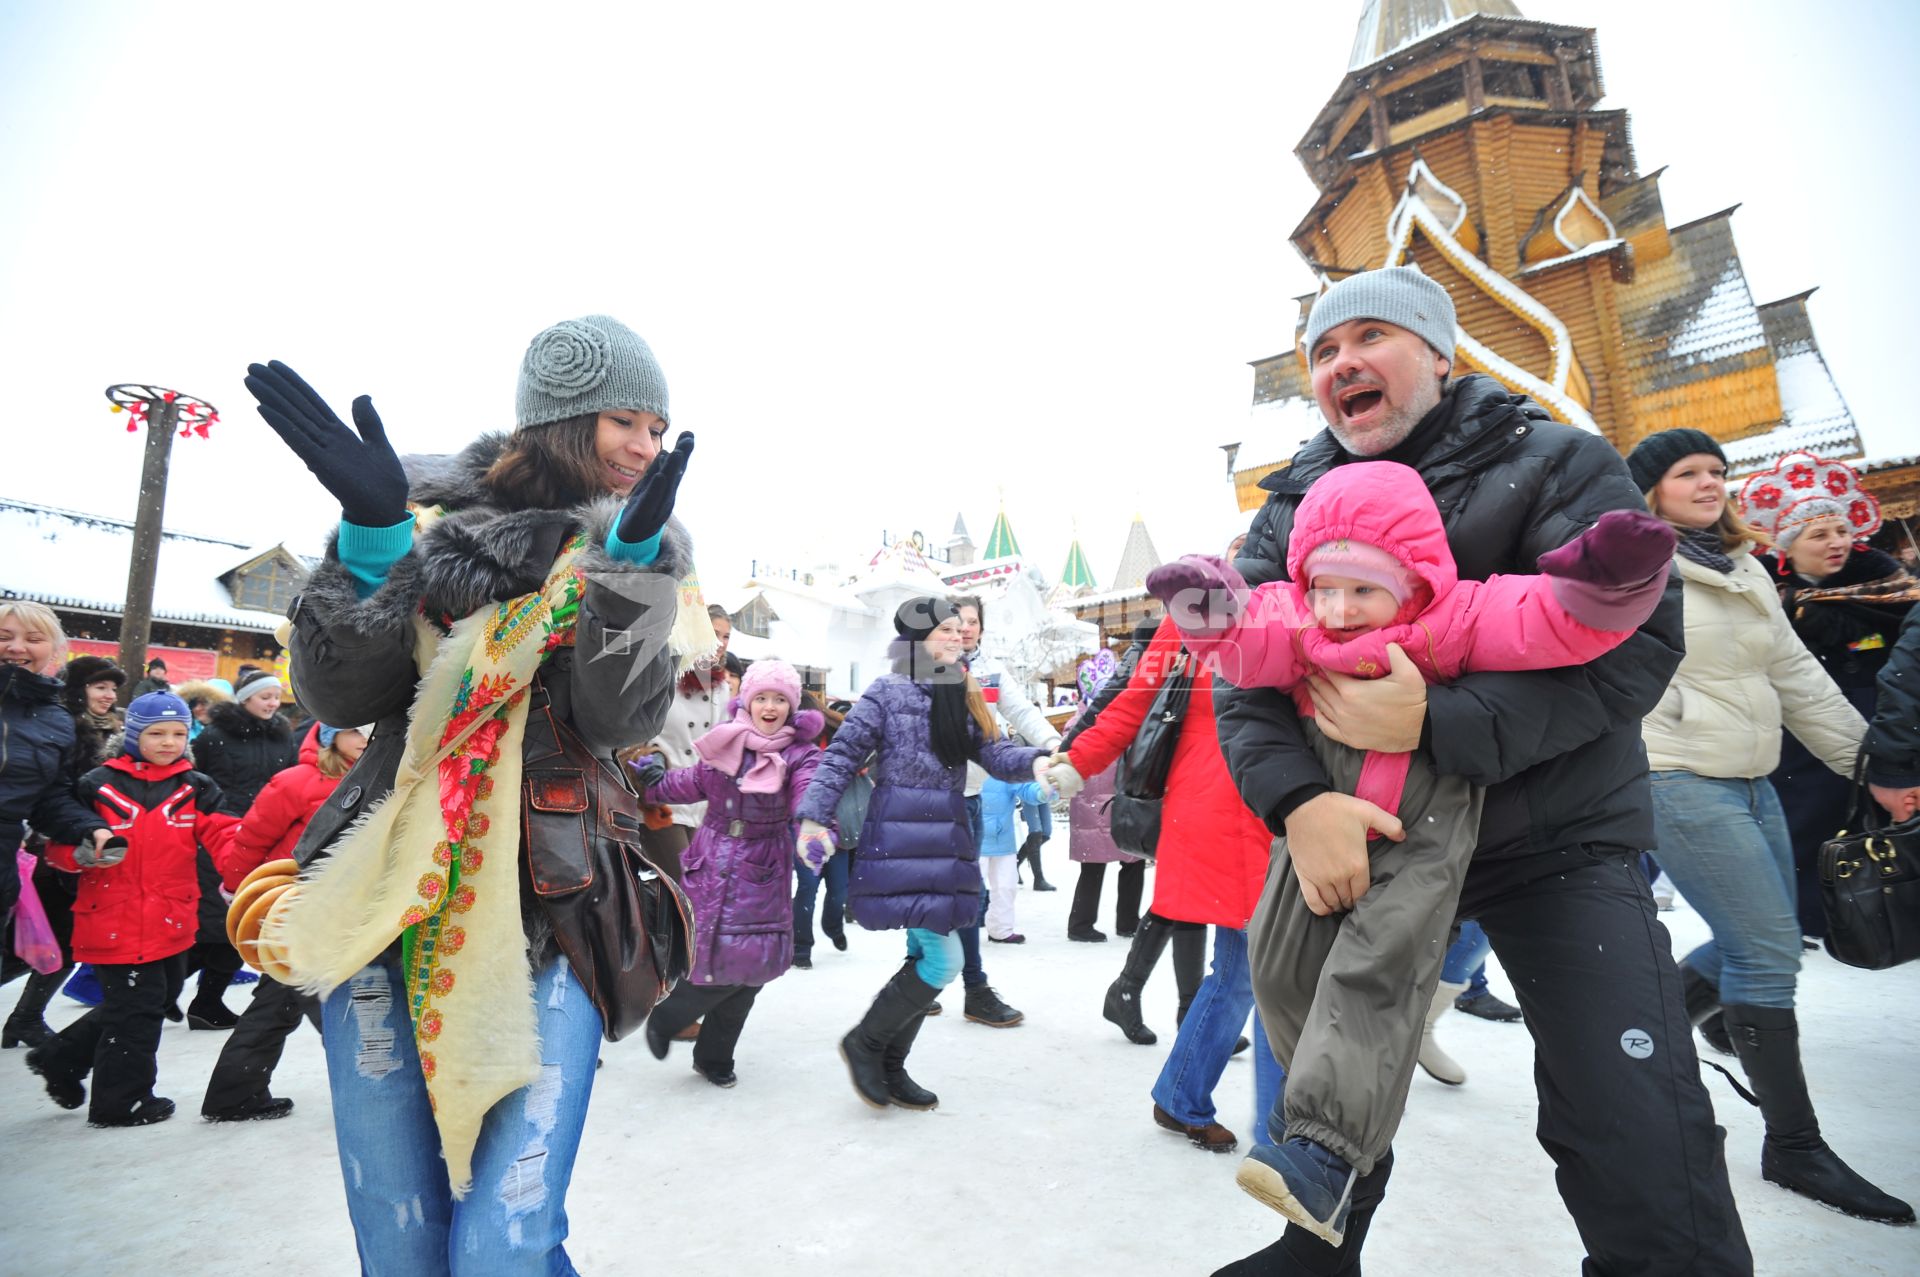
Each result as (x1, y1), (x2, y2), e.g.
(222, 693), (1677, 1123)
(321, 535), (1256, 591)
(515, 315), (669, 431)
(1304, 266), (1458, 362)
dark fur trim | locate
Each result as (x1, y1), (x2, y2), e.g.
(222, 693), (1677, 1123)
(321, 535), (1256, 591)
(297, 434), (695, 636)
(207, 701), (294, 741)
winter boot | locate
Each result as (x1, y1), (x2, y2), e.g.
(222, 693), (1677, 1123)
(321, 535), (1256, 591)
(1235, 1137), (1358, 1247)
(1171, 924), (1206, 1027)
(203, 1094), (295, 1122)
(25, 1038), (85, 1110)
(1152, 1102), (1238, 1152)
(1722, 1004), (1914, 1223)
(1678, 960), (1733, 1056)
(841, 963), (942, 1109)
(963, 984), (1023, 1027)
(3, 966), (70, 1049)
(882, 1008), (938, 1110)
(188, 984), (239, 1031)
(90, 1095), (175, 1128)
(1417, 980), (1468, 1086)
(1018, 832), (1056, 891)
(1453, 990), (1522, 1022)
(1104, 913), (1175, 1045)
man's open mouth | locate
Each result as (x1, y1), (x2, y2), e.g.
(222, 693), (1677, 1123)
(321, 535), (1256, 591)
(1337, 385), (1385, 420)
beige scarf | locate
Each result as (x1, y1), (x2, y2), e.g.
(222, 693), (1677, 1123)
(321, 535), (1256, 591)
(263, 532), (588, 1196)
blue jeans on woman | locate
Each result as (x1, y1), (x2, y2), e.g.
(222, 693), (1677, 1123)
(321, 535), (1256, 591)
(1150, 925), (1286, 1146)
(793, 851), (850, 958)
(320, 954), (602, 1276)
(1441, 919), (1492, 996)
(1649, 770), (1801, 1009)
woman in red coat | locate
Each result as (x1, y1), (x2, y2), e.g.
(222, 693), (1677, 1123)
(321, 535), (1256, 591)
(200, 722), (368, 1121)
(1056, 613), (1283, 1153)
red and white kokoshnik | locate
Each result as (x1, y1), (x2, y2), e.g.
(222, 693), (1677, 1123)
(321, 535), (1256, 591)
(1737, 450), (1882, 543)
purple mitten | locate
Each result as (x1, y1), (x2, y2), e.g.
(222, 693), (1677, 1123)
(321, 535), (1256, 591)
(1538, 511), (1676, 586)
(1542, 511), (1676, 630)
(1144, 555), (1250, 635)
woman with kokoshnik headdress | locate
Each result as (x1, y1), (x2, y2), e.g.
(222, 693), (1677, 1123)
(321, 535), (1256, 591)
(241, 314), (713, 1272)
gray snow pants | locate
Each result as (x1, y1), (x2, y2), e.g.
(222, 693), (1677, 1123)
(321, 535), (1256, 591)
(1247, 724), (1482, 1174)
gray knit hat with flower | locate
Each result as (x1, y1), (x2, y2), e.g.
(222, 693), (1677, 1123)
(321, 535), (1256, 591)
(515, 315), (669, 430)
(1304, 266), (1458, 361)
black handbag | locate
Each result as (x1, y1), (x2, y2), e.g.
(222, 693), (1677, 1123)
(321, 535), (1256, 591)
(1817, 751), (1920, 971)
(1105, 651), (1193, 861)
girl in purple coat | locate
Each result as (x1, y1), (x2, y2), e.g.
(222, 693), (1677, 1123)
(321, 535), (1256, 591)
(637, 659), (822, 1087)
(796, 597), (1051, 1111)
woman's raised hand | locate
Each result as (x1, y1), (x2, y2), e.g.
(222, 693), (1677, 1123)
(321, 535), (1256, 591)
(244, 360), (410, 528)
(615, 432), (696, 546)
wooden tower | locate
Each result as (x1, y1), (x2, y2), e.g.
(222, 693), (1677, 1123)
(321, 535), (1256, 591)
(1236, 0), (1879, 505)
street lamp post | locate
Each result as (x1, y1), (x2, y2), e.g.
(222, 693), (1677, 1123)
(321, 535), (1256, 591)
(105, 383), (217, 698)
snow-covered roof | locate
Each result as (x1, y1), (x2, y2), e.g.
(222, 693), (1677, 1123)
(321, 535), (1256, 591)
(1109, 518), (1162, 593)
(1515, 238), (1625, 278)
(1724, 294), (1864, 475)
(1619, 211), (1772, 396)
(1348, 0), (1523, 71)
(0, 498), (307, 632)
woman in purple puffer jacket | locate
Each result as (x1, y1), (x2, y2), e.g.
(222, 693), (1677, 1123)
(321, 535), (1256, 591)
(638, 659), (822, 1088)
(796, 596), (1051, 1112)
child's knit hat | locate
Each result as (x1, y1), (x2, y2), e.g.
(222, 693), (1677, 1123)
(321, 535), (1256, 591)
(124, 691), (192, 760)
(1302, 538), (1422, 604)
(738, 658), (802, 712)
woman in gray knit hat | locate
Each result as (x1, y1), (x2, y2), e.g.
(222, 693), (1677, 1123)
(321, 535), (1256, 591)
(236, 314), (707, 1272)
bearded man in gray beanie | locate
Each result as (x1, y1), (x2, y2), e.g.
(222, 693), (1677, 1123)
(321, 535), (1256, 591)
(1213, 266), (1753, 1274)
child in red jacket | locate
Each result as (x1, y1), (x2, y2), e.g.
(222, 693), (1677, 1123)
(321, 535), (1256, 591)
(26, 693), (241, 1127)
(201, 721), (368, 1121)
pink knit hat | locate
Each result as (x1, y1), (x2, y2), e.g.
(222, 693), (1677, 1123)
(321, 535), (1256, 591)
(738, 658), (802, 710)
(1301, 538), (1421, 604)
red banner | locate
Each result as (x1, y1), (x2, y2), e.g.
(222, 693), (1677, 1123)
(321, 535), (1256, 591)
(67, 640), (220, 683)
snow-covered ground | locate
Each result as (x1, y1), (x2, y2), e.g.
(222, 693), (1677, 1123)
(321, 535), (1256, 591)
(3, 876), (1916, 1275)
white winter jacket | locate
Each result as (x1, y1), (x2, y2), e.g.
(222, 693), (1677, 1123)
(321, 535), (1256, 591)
(963, 645), (1061, 798)
(1643, 547), (1864, 779)
(649, 672), (732, 827)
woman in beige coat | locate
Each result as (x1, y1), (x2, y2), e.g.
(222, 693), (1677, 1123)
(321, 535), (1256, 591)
(1627, 428), (1910, 1226)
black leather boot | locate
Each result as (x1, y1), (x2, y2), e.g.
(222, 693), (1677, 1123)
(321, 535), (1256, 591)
(1018, 832), (1057, 891)
(1171, 924), (1207, 1027)
(3, 965), (70, 1049)
(1677, 960), (1733, 1056)
(883, 1009), (938, 1110)
(1104, 914), (1175, 1045)
(1722, 1004), (1914, 1223)
(841, 963), (941, 1110)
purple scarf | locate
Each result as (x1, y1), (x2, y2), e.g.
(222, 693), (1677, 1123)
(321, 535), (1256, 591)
(695, 703), (823, 793)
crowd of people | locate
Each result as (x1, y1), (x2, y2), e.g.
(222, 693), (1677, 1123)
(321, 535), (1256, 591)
(5, 286), (1919, 1273)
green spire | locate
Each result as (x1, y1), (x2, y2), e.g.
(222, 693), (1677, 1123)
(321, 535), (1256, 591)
(1060, 539), (1096, 590)
(984, 506), (1021, 560)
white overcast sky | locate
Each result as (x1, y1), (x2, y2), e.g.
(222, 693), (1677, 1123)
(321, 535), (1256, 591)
(3, 1), (1915, 595)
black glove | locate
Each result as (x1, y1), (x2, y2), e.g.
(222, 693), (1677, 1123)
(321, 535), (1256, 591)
(245, 360), (411, 528)
(628, 753), (669, 790)
(616, 433), (695, 546)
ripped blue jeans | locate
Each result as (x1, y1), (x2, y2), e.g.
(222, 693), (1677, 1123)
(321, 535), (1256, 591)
(320, 954), (602, 1277)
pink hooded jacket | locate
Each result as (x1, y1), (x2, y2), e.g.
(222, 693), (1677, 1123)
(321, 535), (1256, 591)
(1168, 461), (1670, 818)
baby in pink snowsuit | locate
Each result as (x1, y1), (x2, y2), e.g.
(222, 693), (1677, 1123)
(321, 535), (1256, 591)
(1143, 459), (1674, 1242)
(1149, 459), (1675, 826)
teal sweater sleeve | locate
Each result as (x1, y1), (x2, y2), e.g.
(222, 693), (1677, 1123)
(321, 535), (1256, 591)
(337, 515), (416, 598)
(604, 525), (662, 566)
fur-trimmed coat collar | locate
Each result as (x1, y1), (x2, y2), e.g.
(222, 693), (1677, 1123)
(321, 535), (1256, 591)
(303, 432), (696, 636)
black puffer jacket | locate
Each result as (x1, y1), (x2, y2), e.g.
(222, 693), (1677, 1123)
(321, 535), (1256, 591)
(1866, 609), (1920, 789)
(1, 663), (105, 844)
(1219, 374), (1684, 860)
(192, 702), (299, 816)
(1756, 546), (1915, 696)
